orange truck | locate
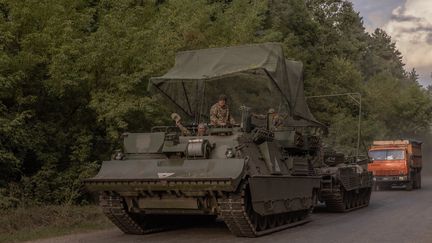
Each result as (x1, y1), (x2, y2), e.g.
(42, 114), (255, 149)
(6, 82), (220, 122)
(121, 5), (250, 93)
(368, 140), (422, 190)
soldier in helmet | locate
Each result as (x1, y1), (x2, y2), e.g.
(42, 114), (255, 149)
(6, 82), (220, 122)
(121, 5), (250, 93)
(210, 94), (235, 126)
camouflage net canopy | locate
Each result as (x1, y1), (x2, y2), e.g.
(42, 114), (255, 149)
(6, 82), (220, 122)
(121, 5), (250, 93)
(149, 43), (321, 127)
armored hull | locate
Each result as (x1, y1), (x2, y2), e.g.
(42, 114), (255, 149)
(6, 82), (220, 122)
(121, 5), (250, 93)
(85, 128), (321, 237)
(85, 43), (371, 237)
(315, 152), (373, 212)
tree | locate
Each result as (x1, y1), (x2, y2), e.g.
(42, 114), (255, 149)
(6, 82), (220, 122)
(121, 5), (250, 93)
(361, 29), (406, 80)
(407, 68), (419, 84)
(0, 0), (431, 206)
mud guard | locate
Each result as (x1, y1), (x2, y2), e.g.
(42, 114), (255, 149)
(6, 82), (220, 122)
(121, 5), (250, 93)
(85, 159), (245, 192)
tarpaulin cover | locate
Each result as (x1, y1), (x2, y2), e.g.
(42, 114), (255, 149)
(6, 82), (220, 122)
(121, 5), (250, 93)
(149, 43), (320, 126)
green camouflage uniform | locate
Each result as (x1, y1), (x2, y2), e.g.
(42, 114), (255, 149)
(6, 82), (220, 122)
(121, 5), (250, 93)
(251, 111), (284, 131)
(210, 103), (235, 126)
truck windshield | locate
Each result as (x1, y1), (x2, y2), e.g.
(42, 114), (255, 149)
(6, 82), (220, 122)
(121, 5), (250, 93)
(369, 150), (405, 161)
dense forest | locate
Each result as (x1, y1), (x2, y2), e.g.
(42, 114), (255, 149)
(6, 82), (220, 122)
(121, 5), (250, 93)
(1, 0), (431, 208)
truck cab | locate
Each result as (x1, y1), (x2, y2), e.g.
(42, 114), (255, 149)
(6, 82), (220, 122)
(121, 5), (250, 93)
(368, 140), (422, 190)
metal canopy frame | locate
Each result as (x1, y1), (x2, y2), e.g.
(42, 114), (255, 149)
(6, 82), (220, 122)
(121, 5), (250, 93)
(306, 92), (362, 158)
(150, 68), (326, 128)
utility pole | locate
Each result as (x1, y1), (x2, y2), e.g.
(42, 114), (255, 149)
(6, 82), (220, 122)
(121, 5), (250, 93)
(306, 93), (362, 159)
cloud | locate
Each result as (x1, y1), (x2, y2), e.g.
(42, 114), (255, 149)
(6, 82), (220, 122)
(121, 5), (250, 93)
(390, 7), (419, 22)
(384, 1), (432, 85)
(350, 0), (405, 32)
(427, 33), (432, 45)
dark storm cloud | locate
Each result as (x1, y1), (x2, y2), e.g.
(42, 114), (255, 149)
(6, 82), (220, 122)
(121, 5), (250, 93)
(391, 13), (420, 22)
(390, 6), (421, 22)
(399, 25), (432, 33)
(427, 33), (432, 45)
(390, 6), (432, 36)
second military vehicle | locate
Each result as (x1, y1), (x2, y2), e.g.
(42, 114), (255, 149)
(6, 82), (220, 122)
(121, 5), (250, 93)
(85, 43), (372, 237)
(315, 150), (372, 212)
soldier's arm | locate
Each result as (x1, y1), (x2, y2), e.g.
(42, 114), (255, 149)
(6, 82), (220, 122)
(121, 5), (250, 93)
(226, 108), (235, 125)
(273, 119), (283, 128)
(210, 105), (218, 125)
(176, 121), (191, 136)
(273, 114), (284, 128)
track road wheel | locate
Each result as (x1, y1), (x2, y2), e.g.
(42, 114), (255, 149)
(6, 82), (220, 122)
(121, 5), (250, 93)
(218, 182), (312, 237)
(405, 180), (413, 191)
(418, 173), (422, 189)
(257, 215), (268, 231)
(343, 191), (350, 210)
(99, 193), (165, 234)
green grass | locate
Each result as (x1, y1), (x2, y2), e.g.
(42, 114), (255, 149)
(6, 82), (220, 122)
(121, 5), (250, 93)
(0, 205), (113, 243)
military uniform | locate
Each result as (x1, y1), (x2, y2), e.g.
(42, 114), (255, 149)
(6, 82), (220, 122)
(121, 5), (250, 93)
(269, 113), (283, 130)
(251, 109), (284, 131)
(171, 112), (191, 136)
(177, 122), (191, 136)
(210, 103), (235, 126)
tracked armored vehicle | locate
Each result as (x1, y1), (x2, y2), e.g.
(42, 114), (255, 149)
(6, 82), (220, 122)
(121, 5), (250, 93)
(315, 151), (373, 212)
(85, 43), (372, 237)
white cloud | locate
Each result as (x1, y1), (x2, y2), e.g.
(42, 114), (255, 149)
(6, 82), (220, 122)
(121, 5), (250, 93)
(384, 0), (432, 84)
(350, 0), (405, 32)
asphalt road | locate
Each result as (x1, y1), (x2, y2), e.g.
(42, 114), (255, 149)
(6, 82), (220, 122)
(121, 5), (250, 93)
(33, 175), (432, 243)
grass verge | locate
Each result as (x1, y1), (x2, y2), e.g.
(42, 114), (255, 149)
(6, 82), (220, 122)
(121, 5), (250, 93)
(0, 205), (113, 243)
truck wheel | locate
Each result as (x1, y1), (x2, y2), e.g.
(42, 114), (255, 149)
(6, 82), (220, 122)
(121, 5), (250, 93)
(413, 172), (418, 189)
(413, 170), (422, 189)
(418, 174), (422, 189)
(405, 180), (413, 191)
(373, 183), (379, 191)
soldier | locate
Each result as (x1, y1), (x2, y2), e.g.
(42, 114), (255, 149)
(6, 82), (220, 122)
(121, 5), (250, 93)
(196, 123), (208, 136)
(267, 108), (284, 130)
(171, 113), (208, 136)
(210, 94), (235, 126)
(252, 108), (284, 131)
(171, 113), (191, 136)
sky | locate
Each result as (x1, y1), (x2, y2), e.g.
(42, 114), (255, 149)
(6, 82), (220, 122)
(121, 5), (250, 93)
(351, 0), (432, 86)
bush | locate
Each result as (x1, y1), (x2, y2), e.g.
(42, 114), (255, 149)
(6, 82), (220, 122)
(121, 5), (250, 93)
(0, 205), (112, 242)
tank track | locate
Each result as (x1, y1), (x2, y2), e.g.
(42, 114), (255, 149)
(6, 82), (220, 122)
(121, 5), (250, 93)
(322, 187), (371, 212)
(99, 193), (164, 234)
(218, 183), (312, 237)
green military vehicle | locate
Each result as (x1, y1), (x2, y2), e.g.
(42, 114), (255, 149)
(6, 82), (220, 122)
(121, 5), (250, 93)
(85, 43), (372, 237)
(315, 150), (373, 212)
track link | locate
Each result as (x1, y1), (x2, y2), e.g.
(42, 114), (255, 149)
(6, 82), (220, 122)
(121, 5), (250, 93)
(99, 193), (164, 234)
(322, 187), (372, 212)
(218, 183), (312, 237)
